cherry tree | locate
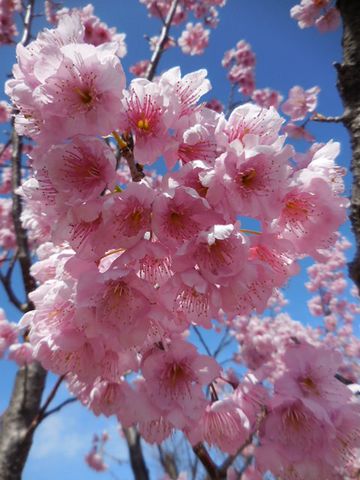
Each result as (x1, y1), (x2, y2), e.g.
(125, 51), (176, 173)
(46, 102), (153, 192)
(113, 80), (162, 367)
(0, 1), (359, 479)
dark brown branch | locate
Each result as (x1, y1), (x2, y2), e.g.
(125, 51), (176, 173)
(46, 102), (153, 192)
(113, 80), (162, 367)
(122, 426), (150, 480)
(0, 250), (27, 311)
(0, 270), (25, 311)
(27, 375), (65, 430)
(335, 372), (354, 385)
(41, 398), (77, 420)
(145, 0), (179, 81)
(336, 0), (360, 292)
(192, 443), (225, 480)
(219, 436), (253, 477)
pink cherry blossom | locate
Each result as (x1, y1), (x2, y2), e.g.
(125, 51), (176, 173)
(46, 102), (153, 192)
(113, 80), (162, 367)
(251, 88), (283, 109)
(8, 343), (34, 366)
(282, 85), (320, 121)
(141, 339), (220, 428)
(56, 4), (127, 57)
(85, 448), (107, 472)
(178, 22), (210, 56)
(188, 397), (250, 454)
(0, 100), (11, 122)
(315, 7), (341, 32)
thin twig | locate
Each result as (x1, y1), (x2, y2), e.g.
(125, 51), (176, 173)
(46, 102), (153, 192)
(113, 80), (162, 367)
(0, 270), (25, 311)
(192, 443), (223, 480)
(312, 113), (344, 123)
(193, 326), (212, 356)
(27, 375), (66, 432)
(219, 436), (253, 476)
(0, 138), (11, 161)
(41, 397), (77, 420)
(213, 327), (232, 358)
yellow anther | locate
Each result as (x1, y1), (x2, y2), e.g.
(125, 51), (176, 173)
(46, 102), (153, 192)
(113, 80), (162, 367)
(137, 118), (150, 131)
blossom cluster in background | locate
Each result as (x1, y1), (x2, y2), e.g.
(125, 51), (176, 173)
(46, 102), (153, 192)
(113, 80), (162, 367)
(291, 0), (341, 32)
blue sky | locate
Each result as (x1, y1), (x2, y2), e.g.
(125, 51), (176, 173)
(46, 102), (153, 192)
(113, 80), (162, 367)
(0, 0), (356, 479)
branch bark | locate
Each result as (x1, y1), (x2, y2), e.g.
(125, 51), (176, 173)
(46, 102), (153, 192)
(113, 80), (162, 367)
(336, 0), (360, 291)
(0, 363), (46, 480)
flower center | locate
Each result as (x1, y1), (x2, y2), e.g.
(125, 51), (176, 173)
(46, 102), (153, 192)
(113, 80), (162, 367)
(74, 87), (93, 105)
(137, 118), (150, 131)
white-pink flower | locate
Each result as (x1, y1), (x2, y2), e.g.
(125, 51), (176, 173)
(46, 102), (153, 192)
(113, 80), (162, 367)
(178, 22), (210, 56)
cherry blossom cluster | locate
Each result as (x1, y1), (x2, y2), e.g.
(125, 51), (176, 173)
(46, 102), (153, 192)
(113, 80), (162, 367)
(0, 308), (33, 365)
(306, 234), (360, 381)
(51, 3), (127, 57)
(4, 10), (357, 479)
(251, 88), (283, 110)
(281, 85), (319, 142)
(231, 232), (360, 380)
(291, 0), (341, 32)
(0, 0), (21, 45)
(139, 0), (226, 29)
(136, 0), (226, 68)
(0, 100), (11, 123)
(178, 22), (209, 56)
(222, 40), (256, 97)
(85, 432), (108, 472)
(256, 342), (360, 479)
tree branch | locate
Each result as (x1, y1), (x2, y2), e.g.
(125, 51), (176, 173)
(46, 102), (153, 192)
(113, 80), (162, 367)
(145, 0), (179, 81)
(311, 112), (344, 123)
(41, 398), (77, 420)
(336, 0), (360, 292)
(122, 426), (150, 480)
(0, 270), (25, 312)
(192, 443), (225, 480)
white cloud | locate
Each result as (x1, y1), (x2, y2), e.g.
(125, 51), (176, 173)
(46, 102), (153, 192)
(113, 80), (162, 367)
(32, 410), (88, 460)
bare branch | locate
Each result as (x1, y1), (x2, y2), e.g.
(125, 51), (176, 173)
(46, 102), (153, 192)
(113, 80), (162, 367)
(312, 112), (344, 123)
(213, 327), (232, 358)
(42, 398), (77, 420)
(122, 426), (150, 480)
(0, 270), (25, 312)
(192, 443), (224, 480)
(193, 326), (212, 356)
(145, 0), (179, 81)
(157, 445), (178, 480)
